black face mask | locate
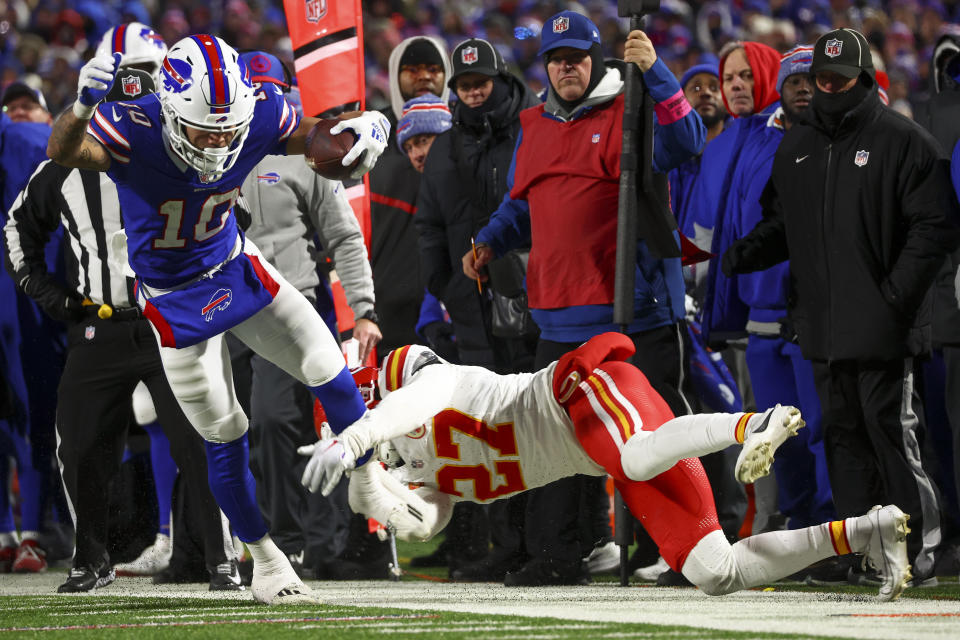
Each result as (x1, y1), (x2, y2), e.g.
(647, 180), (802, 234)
(545, 43), (607, 112)
(812, 73), (870, 132)
(459, 76), (511, 126)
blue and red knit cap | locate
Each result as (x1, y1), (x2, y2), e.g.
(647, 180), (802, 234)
(777, 45), (814, 93)
(396, 95), (452, 151)
(239, 51), (291, 90)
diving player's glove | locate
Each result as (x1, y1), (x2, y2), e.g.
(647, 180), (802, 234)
(74, 53), (121, 119)
(330, 111), (390, 179)
(298, 438), (356, 496)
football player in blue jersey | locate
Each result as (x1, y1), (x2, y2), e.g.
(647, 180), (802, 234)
(47, 34), (390, 605)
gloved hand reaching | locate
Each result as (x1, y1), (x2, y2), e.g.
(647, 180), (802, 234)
(297, 438), (357, 496)
(331, 111), (391, 179)
(74, 53), (121, 119)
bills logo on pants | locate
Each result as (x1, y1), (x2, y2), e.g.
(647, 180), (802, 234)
(202, 288), (233, 321)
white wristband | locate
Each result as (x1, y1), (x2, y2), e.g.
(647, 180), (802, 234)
(72, 100), (97, 120)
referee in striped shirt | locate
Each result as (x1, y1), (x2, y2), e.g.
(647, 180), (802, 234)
(2, 70), (238, 593)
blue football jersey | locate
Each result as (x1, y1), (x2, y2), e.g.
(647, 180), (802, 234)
(87, 84), (300, 288)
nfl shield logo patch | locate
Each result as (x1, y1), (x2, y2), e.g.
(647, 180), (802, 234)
(85, 326), (96, 340)
(461, 46), (478, 65)
(591, 133), (600, 143)
(824, 38), (842, 58)
(854, 150), (869, 167)
(553, 16), (569, 33)
(121, 75), (141, 97)
(305, 0), (326, 23)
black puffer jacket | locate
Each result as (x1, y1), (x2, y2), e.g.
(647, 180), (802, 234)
(415, 74), (539, 369)
(915, 34), (960, 347)
(726, 87), (960, 360)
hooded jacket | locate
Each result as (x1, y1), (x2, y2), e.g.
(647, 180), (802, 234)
(368, 37), (452, 354)
(726, 85), (960, 360)
(692, 42), (781, 344)
(915, 33), (960, 347)
(415, 73), (539, 369)
(476, 58), (705, 343)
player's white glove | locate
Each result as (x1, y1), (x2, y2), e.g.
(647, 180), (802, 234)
(74, 52), (121, 119)
(331, 110), (390, 179)
(298, 438), (356, 496)
(348, 464), (453, 542)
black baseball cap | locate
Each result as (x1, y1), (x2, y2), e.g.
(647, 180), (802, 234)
(2, 81), (48, 112)
(105, 68), (156, 102)
(811, 28), (874, 79)
(448, 39), (503, 89)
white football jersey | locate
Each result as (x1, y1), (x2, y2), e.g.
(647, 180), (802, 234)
(388, 362), (604, 503)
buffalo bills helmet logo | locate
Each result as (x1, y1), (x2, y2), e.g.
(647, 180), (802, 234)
(854, 150), (869, 167)
(202, 288), (233, 321)
(306, 0), (327, 23)
(161, 56), (193, 93)
(461, 46), (478, 64)
(553, 16), (569, 33)
(824, 39), (842, 58)
(121, 75), (142, 97)
(139, 27), (165, 50)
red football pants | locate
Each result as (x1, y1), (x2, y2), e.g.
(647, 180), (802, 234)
(561, 356), (722, 571)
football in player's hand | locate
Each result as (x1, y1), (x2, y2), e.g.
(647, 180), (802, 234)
(304, 113), (362, 181)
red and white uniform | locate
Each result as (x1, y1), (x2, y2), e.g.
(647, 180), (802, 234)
(386, 361), (603, 503)
(364, 334), (721, 570)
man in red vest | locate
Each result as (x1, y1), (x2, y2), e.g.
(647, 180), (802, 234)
(462, 10), (704, 586)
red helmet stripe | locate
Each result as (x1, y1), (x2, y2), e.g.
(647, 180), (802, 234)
(112, 24), (127, 54)
(191, 35), (231, 114)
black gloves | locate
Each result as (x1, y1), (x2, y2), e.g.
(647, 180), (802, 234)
(721, 241), (745, 278)
(21, 274), (86, 323)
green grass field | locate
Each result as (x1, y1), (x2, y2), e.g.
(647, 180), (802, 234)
(1, 537), (958, 639)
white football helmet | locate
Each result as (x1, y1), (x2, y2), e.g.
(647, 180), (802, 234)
(378, 345), (442, 399)
(95, 22), (167, 82)
(159, 34), (256, 179)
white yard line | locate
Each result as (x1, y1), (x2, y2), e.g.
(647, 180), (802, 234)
(1, 575), (958, 639)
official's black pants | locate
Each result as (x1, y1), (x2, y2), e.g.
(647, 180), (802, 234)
(56, 316), (228, 570)
(812, 357), (942, 580)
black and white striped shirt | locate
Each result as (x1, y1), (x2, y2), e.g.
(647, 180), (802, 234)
(4, 160), (135, 308)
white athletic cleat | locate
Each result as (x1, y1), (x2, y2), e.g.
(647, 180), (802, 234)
(114, 533), (171, 576)
(583, 540), (620, 574)
(863, 504), (912, 602)
(633, 556), (669, 582)
(735, 404), (804, 484)
(252, 563), (321, 605)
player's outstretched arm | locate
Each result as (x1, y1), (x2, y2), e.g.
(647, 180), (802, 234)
(285, 111), (390, 179)
(47, 54), (119, 171)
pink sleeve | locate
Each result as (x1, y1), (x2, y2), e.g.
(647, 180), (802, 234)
(654, 88), (692, 125)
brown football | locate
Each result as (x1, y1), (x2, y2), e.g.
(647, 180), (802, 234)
(304, 117), (360, 181)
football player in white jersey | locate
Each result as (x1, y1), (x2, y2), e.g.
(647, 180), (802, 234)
(303, 332), (913, 601)
(47, 33), (389, 605)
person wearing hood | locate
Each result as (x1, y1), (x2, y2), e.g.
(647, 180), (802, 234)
(414, 37), (540, 582)
(724, 28), (960, 588)
(915, 33), (960, 558)
(691, 40), (781, 346)
(368, 36), (452, 359)
(724, 47), (839, 580)
(463, 11), (704, 586)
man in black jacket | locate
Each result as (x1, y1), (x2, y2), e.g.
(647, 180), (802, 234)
(723, 28), (960, 586)
(415, 38), (540, 580)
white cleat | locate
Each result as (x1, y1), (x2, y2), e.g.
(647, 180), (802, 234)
(114, 533), (171, 576)
(252, 564), (322, 605)
(734, 404), (804, 484)
(863, 504), (912, 602)
(633, 556), (669, 582)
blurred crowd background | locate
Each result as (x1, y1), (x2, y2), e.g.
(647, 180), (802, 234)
(1, 0), (958, 122)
